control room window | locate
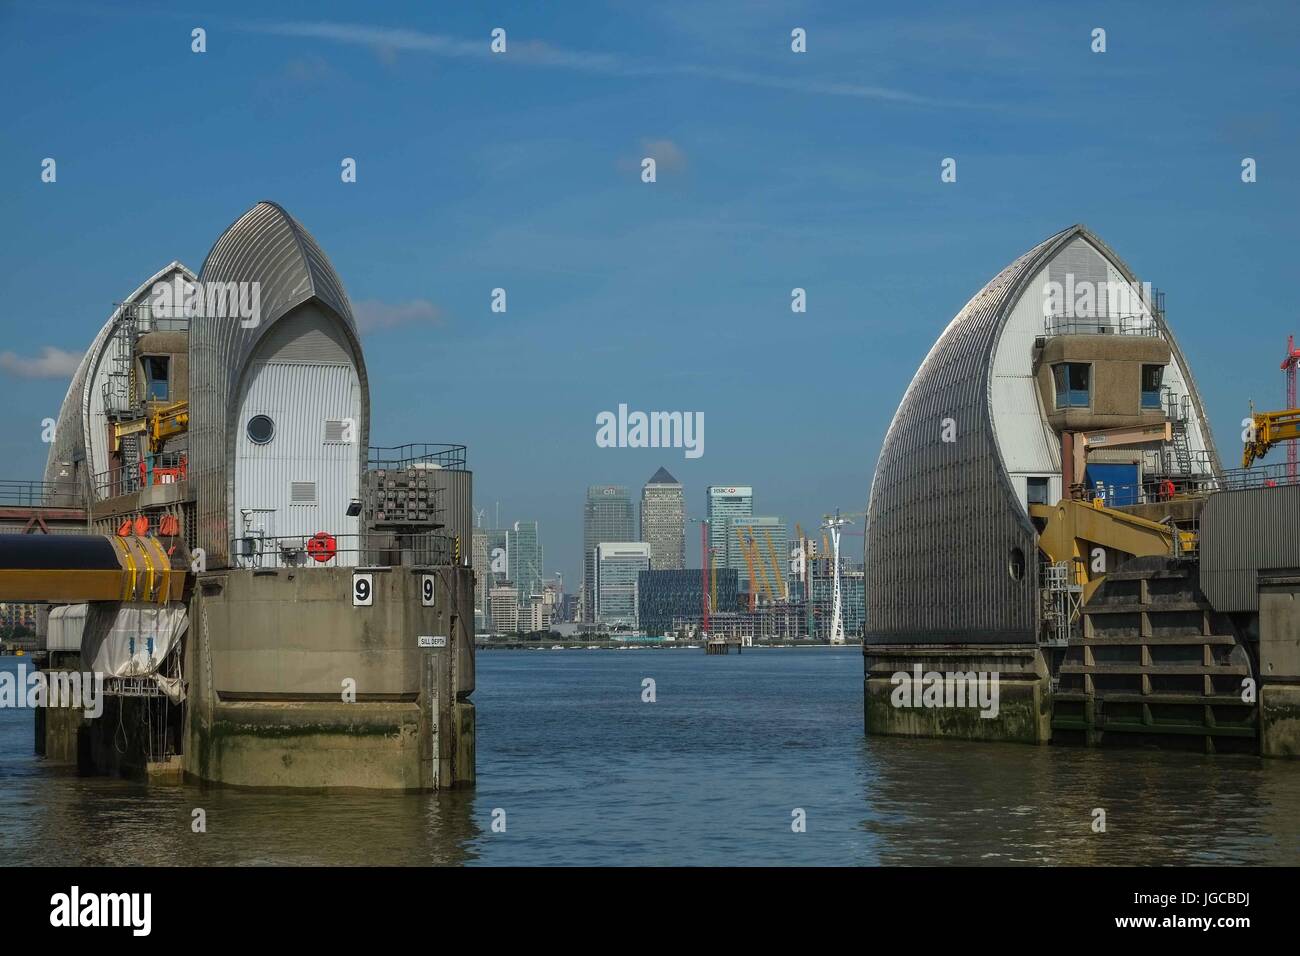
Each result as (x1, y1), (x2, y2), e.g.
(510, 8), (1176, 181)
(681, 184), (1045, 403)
(1141, 364), (1164, 409)
(143, 356), (169, 401)
(1027, 477), (1050, 506)
(1052, 362), (1091, 408)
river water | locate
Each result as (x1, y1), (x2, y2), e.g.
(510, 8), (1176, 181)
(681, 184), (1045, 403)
(1, 648), (1297, 866)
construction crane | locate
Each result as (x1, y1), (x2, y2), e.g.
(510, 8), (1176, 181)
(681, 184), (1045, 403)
(735, 525), (760, 610)
(762, 529), (785, 601)
(1241, 335), (1300, 473)
(1283, 334), (1300, 478)
(689, 518), (713, 637)
(1242, 403), (1300, 469)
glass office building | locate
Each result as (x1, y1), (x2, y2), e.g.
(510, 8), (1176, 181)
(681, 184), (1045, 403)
(637, 568), (740, 636)
(583, 485), (635, 621)
(594, 542), (651, 627)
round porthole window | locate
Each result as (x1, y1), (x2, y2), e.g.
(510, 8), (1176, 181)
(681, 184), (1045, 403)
(1008, 547), (1026, 581)
(246, 414), (275, 444)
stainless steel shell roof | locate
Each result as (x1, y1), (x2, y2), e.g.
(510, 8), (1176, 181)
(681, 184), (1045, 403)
(863, 224), (1219, 646)
(190, 202), (370, 564)
(43, 261), (197, 493)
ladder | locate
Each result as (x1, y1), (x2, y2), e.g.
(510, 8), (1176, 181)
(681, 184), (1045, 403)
(1164, 388), (1193, 474)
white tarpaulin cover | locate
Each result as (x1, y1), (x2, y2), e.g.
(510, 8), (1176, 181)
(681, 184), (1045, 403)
(47, 604), (90, 652)
(80, 603), (188, 701)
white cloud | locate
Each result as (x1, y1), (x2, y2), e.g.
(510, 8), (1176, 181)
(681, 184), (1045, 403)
(641, 139), (687, 172)
(0, 346), (82, 380)
(353, 299), (445, 332)
(235, 19), (956, 106)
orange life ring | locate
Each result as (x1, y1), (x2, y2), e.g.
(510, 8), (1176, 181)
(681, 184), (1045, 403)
(159, 514), (180, 537)
(133, 515), (150, 536)
(306, 532), (337, 563)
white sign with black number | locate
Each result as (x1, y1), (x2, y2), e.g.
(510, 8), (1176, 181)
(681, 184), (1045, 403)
(418, 635), (448, 648)
(353, 572), (374, 607)
(421, 574), (436, 607)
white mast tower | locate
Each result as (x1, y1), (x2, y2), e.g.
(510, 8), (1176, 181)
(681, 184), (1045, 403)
(820, 509), (853, 645)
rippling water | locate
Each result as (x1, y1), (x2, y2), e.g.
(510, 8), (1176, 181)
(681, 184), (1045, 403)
(1, 649), (1297, 866)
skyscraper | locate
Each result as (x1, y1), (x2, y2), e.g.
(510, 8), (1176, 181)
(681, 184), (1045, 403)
(583, 485), (635, 622)
(595, 542), (651, 628)
(706, 485), (753, 570)
(507, 520), (543, 600)
(640, 467), (685, 570)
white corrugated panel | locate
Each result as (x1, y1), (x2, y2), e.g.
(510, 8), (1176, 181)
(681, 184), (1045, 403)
(234, 361), (362, 562)
(990, 375), (1060, 472)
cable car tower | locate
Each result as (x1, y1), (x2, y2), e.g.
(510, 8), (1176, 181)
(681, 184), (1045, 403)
(821, 509), (853, 645)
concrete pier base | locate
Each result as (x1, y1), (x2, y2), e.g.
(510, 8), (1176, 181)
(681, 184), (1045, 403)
(1259, 574), (1300, 758)
(1260, 685), (1300, 757)
(186, 564), (474, 791)
(864, 645), (1052, 744)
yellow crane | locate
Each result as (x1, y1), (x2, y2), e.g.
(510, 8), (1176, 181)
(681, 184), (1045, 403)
(1242, 402), (1300, 468)
(762, 529), (785, 600)
(735, 526), (761, 609)
(111, 400), (189, 455)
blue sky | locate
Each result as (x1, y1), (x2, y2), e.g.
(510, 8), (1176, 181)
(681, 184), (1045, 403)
(2, 1), (1298, 586)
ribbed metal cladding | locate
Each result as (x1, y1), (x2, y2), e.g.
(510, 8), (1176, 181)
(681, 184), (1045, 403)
(424, 469), (473, 553)
(865, 227), (1081, 645)
(44, 262), (196, 495)
(191, 202), (369, 566)
(1200, 485), (1300, 613)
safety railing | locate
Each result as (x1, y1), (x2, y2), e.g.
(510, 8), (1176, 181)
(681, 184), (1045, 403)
(1070, 473), (1219, 507)
(369, 444), (467, 471)
(0, 480), (83, 508)
(91, 454), (188, 500)
(1044, 314), (1162, 337)
(229, 530), (457, 569)
(1218, 462), (1300, 491)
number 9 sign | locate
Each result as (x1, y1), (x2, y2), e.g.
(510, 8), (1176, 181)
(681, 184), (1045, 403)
(353, 572), (374, 607)
(421, 574), (436, 608)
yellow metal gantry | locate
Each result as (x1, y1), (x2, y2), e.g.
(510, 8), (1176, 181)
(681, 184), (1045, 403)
(111, 400), (189, 455)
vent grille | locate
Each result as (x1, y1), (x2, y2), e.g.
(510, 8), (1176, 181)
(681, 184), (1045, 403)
(290, 481), (317, 504)
(324, 419), (349, 443)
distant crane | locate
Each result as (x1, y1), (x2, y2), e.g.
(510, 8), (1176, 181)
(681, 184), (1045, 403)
(1284, 334), (1300, 479)
(820, 509), (855, 645)
(689, 518), (713, 638)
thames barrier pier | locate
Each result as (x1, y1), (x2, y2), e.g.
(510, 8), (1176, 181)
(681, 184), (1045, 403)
(2, 201), (475, 790)
(864, 224), (1300, 756)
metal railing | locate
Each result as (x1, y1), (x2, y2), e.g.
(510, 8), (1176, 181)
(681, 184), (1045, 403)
(91, 453), (188, 500)
(1219, 462), (1300, 491)
(1044, 314), (1162, 337)
(0, 480), (83, 508)
(230, 530), (457, 569)
(369, 444), (467, 471)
